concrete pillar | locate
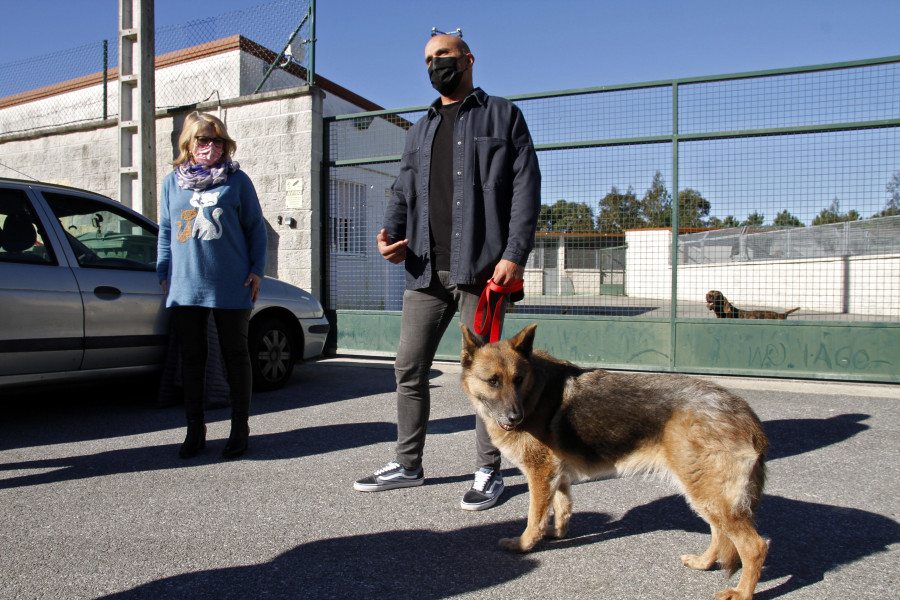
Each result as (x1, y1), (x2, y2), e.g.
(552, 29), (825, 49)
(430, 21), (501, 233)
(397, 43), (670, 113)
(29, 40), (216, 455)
(118, 0), (157, 218)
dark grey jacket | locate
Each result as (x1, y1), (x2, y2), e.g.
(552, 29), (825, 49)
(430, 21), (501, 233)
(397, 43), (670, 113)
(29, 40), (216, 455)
(383, 88), (541, 290)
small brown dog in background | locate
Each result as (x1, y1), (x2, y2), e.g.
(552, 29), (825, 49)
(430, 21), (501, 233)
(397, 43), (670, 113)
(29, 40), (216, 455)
(706, 290), (799, 320)
(460, 323), (769, 600)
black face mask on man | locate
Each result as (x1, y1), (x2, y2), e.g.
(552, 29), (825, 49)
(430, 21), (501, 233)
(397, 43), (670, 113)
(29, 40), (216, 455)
(428, 55), (465, 96)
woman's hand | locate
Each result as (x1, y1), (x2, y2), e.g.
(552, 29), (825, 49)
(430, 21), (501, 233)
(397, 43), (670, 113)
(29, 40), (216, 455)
(245, 273), (262, 302)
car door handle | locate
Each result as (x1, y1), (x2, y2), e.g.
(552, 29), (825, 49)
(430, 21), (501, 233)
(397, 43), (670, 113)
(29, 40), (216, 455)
(94, 286), (122, 300)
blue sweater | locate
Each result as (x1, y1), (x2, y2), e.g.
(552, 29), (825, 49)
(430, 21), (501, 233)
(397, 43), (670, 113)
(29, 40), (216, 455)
(156, 168), (268, 309)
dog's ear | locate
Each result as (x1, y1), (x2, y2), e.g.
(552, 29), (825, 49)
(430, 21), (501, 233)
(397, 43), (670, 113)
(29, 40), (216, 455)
(721, 295), (733, 315)
(509, 324), (537, 358)
(460, 323), (484, 367)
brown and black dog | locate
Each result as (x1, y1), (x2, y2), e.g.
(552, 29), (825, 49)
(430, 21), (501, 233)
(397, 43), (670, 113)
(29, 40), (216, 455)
(706, 290), (799, 320)
(460, 323), (769, 600)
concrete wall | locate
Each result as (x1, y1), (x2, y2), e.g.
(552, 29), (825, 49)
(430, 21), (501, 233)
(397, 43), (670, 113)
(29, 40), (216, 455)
(0, 89), (327, 298)
(0, 126), (120, 194)
(0, 41), (372, 300)
(176, 91), (325, 297)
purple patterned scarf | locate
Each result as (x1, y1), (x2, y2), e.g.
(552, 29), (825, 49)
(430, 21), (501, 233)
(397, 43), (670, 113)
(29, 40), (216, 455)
(175, 159), (240, 191)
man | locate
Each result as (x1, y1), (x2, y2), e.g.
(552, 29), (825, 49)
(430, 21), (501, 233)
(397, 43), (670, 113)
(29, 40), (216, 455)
(353, 32), (541, 510)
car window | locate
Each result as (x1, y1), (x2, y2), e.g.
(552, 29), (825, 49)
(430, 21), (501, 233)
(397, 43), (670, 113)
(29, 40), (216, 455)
(0, 187), (57, 266)
(42, 192), (158, 271)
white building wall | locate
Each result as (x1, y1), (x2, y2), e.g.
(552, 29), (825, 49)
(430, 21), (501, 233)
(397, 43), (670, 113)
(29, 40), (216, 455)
(625, 229), (673, 300)
(848, 255), (900, 316)
(0, 85), (108, 136)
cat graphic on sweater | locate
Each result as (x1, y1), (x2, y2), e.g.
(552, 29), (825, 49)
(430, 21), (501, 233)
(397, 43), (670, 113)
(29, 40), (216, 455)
(189, 191), (224, 241)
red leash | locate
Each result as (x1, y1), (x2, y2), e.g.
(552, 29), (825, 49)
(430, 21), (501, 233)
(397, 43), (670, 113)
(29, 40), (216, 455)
(473, 278), (524, 343)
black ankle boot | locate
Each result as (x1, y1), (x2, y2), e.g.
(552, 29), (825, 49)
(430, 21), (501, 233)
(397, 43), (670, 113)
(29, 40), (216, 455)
(222, 416), (249, 459)
(179, 419), (206, 459)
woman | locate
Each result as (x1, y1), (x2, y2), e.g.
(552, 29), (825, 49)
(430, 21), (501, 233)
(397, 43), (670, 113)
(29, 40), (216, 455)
(156, 111), (268, 459)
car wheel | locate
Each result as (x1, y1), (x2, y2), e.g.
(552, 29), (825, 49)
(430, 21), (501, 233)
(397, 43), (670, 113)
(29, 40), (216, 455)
(248, 316), (296, 391)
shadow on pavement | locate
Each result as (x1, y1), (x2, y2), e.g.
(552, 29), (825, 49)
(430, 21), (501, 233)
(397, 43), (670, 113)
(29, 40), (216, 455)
(0, 420), (396, 489)
(92, 490), (900, 600)
(0, 410), (484, 490)
(762, 413), (870, 460)
(0, 399), (875, 496)
(536, 493), (899, 599)
(96, 520), (541, 600)
(0, 360), (402, 451)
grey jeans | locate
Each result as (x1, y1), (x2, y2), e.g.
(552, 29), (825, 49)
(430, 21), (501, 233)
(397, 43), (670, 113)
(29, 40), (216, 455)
(394, 271), (507, 471)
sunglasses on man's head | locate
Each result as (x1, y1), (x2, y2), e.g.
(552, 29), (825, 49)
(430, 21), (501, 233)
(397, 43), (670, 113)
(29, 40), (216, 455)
(431, 27), (462, 38)
(195, 136), (225, 147)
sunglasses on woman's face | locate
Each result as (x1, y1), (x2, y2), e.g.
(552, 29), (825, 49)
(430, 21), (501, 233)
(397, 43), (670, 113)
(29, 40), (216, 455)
(194, 136), (225, 147)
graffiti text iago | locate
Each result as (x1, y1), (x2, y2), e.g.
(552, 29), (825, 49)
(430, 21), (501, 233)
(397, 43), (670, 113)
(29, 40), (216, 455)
(749, 343), (891, 371)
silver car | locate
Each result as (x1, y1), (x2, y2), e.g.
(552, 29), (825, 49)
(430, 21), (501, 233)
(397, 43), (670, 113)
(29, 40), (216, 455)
(0, 178), (329, 391)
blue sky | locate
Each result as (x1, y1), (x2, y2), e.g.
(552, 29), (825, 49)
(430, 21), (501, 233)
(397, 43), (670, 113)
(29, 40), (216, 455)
(2, 0), (898, 224)
(2, 0), (899, 110)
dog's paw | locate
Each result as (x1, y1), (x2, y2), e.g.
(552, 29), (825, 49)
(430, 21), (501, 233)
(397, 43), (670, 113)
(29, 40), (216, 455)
(713, 588), (749, 600)
(545, 524), (568, 539)
(498, 537), (532, 553)
(680, 553), (716, 571)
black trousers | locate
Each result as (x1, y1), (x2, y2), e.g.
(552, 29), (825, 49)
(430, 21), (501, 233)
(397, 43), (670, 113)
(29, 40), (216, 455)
(171, 306), (252, 420)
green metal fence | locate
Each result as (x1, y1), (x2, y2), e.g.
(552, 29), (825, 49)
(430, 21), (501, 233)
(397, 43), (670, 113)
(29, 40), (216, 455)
(324, 56), (900, 383)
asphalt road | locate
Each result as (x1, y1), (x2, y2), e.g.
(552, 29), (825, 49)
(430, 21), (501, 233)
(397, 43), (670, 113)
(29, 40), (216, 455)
(1, 359), (898, 600)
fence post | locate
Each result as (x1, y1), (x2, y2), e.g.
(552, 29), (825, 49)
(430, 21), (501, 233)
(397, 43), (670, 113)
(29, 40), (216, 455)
(670, 82), (680, 370)
(308, 0), (316, 86)
(102, 40), (108, 120)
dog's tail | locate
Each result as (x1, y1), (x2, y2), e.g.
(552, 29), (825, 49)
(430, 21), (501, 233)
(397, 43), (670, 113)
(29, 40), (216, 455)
(720, 446), (768, 576)
(718, 536), (741, 576)
(747, 425), (768, 514)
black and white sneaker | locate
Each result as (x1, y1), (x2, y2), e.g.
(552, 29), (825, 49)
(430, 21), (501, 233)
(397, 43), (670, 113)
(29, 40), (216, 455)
(353, 461), (424, 492)
(460, 467), (504, 511)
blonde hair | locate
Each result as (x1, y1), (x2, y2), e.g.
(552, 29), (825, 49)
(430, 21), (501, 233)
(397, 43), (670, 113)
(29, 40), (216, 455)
(171, 111), (237, 166)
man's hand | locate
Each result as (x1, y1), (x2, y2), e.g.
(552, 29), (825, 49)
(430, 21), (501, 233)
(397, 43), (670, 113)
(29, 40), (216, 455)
(377, 229), (409, 264)
(491, 259), (524, 286)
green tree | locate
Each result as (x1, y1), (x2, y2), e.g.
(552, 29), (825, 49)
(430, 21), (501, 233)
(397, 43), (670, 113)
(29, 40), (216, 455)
(774, 210), (804, 227)
(597, 186), (645, 233)
(875, 172), (900, 217)
(707, 216), (741, 228)
(812, 199), (860, 225)
(741, 211), (765, 227)
(641, 171), (672, 228)
(676, 188), (711, 228)
(537, 199), (596, 233)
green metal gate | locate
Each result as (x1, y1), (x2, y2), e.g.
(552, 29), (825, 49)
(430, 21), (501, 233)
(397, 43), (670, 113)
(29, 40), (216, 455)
(323, 56), (900, 384)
